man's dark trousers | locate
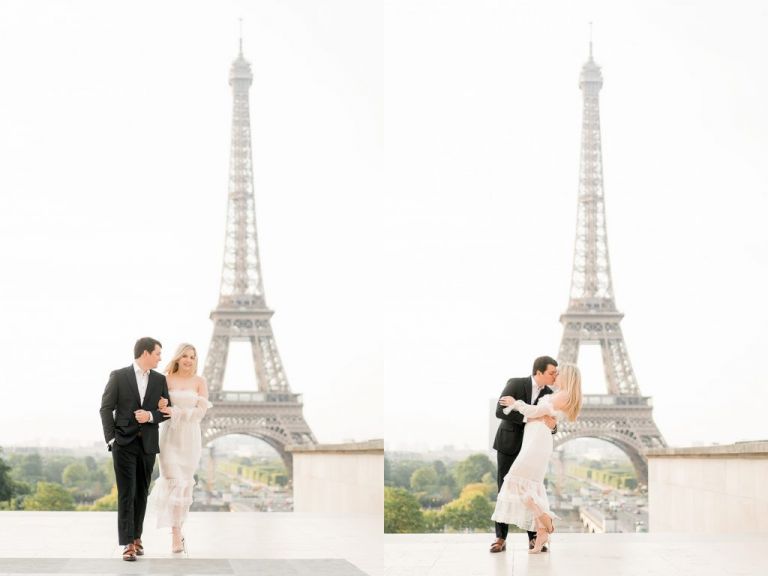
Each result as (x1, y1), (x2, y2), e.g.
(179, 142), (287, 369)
(112, 437), (155, 545)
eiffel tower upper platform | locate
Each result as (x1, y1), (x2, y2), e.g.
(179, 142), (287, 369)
(554, 41), (665, 483)
(200, 39), (316, 477)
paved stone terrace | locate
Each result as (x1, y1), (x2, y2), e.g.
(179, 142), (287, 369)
(0, 512), (382, 576)
(384, 532), (767, 576)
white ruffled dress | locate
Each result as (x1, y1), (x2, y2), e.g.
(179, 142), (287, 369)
(153, 389), (212, 528)
(491, 394), (563, 532)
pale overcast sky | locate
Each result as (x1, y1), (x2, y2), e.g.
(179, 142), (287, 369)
(1, 1), (766, 453)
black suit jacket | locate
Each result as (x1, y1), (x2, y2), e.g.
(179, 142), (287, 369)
(492, 376), (554, 457)
(99, 365), (171, 454)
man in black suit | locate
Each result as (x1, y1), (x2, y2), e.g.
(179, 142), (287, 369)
(490, 355), (558, 553)
(99, 337), (171, 561)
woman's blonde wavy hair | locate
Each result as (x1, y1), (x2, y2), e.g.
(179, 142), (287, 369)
(557, 363), (582, 422)
(164, 343), (198, 376)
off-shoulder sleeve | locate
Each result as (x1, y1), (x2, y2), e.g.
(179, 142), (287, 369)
(510, 396), (555, 419)
(170, 378), (212, 423)
(171, 397), (212, 423)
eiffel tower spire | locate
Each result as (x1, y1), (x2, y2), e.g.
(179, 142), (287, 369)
(201, 39), (316, 476)
(558, 40), (639, 395)
(218, 34), (266, 309)
(568, 35), (613, 309)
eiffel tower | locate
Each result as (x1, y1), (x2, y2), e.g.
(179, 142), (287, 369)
(554, 41), (665, 484)
(200, 39), (316, 478)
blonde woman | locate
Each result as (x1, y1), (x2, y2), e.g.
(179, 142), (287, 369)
(153, 344), (212, 553)
(491, 363), (582, 554)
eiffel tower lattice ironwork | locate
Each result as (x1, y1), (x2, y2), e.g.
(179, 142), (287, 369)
(554, 42), (665, 484)
(201, 39), (316, 477)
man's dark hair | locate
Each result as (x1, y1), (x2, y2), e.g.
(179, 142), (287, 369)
(134, 337), (162, 359)
(532, 355), (558, 376)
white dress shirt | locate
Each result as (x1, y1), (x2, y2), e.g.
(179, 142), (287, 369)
(526, 379), (546, 422)
(530, 379), (545, 405)
(133, 361), (153, 423)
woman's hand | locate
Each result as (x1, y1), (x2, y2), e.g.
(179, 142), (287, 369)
(528, 415), (557, 429)
(159, 406), (172, 417)
(499, 396), (515, 407)
(541, 415), (557, 429)
(158, 396), (169, 409)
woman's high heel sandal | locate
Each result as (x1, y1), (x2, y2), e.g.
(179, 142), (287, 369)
(172, 535), (185, 554)
(529, 530), (550, 554)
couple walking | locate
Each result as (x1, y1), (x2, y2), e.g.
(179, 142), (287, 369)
(490, 355), (583, 554)
(98, 337), (212, 561)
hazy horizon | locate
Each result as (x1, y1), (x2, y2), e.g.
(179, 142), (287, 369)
(1, 1), (766, 453)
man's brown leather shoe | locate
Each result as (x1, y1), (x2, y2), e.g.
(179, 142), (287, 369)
(489, 538), (506, 553)
(133, 538), (144, 556)
(122, 543), (137, 561)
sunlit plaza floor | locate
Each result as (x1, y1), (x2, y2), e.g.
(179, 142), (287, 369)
(0, 511), (382, 575)
(3, 513), (767, 576)
(384, 532), (768, 576)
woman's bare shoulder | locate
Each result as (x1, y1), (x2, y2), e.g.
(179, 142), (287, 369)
(167, 374), (203, 393)
(551, 391), (568, 410)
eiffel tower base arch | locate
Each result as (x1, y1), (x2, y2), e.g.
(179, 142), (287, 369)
(552, 398), (666, 486)
(203, 429), (294, 479)
(201, 406), (316, 482)
(554, 431), (649, 486)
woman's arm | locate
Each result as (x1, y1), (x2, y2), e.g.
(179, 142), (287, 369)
(496, 380), (526, 425)
(507, 394), (559, 419)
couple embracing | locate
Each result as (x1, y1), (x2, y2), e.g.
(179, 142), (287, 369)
(98, 337), (212, 561)
(490, 355), (583, 554)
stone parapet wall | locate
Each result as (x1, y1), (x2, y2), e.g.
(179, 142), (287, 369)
(647, 441), (768, 533)
(287, 439), (384, 515)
